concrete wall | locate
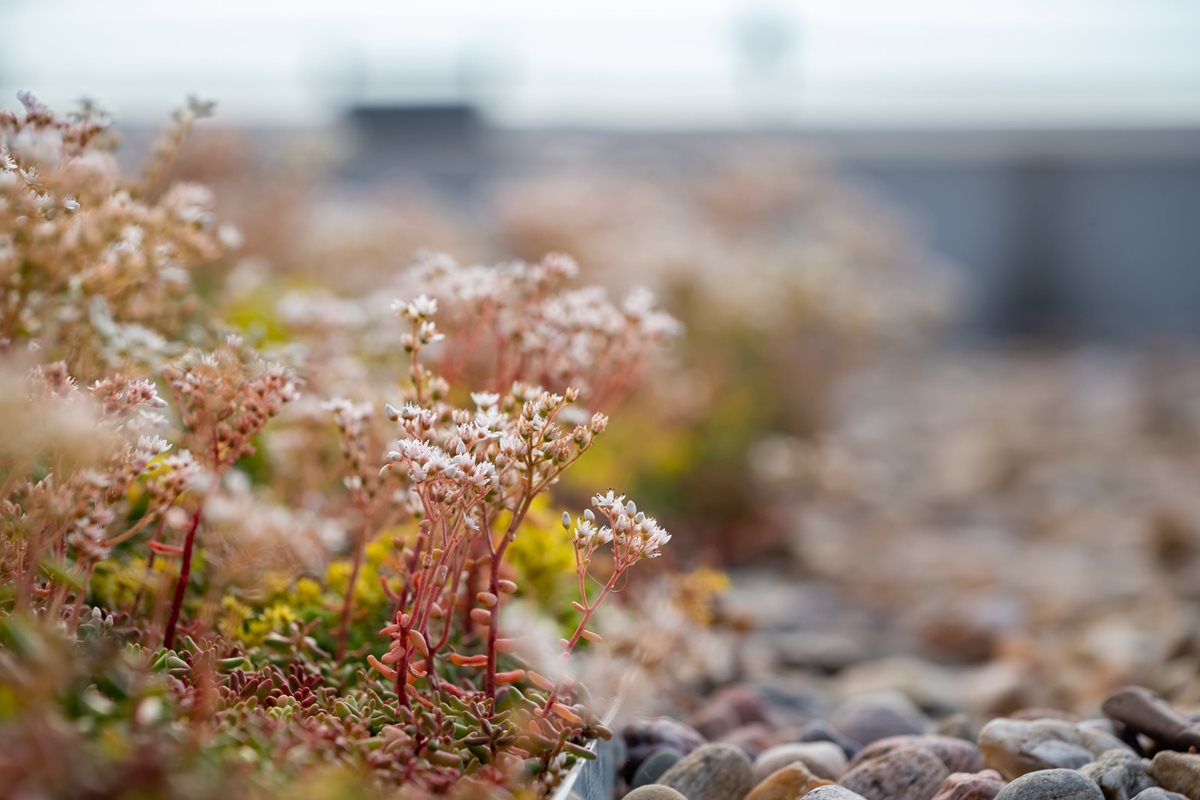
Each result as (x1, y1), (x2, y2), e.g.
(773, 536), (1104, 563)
(835, 134), (1200, 340)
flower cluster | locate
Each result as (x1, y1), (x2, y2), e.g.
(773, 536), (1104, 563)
(405, 252), (679, 406)
(309, 260), (676, 789)
(0, 94), (236, 376)
(386, 438), (499, 491)
(146, 450), (202, 510)
(548, 492), (673, 716)
(571, 490), (671, 568)
(494, 152), (953, 340)
(1, 359), (177, 626)
(164, 337), (298, 473)
(157, 338), (297, 647)
(5, 335), (299, 647)
(1, 94), (679, 799)
(323, 398), (378, 501)
(89, 375), (168, 431)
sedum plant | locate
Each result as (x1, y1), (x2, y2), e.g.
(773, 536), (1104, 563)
(1, 338), (297, 649)
(320, 256), (679, 791)
(0, 92), (235, 378)
(1, 93), (680, 798)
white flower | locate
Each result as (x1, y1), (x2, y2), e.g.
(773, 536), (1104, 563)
(586, 490), (671, 561)
(468, 460), (498, 490)
(634, 515), (671, 558)
(592, 490), (626, 514)
(393, 294), (439, 321)
(410, 294), (438, 317)
(397, 402), (423, 421)
(417, 319), (444, 344)
(474, 408), (505, 433)
(470, 391), (500, 408)
(571, 518), (599, 545)
(541, 252), (579, 281)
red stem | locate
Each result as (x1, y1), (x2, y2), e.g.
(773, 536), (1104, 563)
(483, 546), (504, 701)
(163, 507), (202, 650)
(336, 523), (367, 660)
(484, 495), (534, 702)
(540, 568), (621, 716)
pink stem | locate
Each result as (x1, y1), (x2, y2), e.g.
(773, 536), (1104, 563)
(336, 523), (368, 660)
(163, 507), (202, 649)
(540, 569), (621, 716)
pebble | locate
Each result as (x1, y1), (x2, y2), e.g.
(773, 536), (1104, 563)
(836, 656), (966, 713)
(1148, 751), (1200, 799)
(753, 741), (848, 783)
(717, 685), (774, 726)
(937, 714), (979, 743)
(851, 734), (984, 774)
(625, 787), (689, 800)
(1079, 719), (1125, 738)
(1103, 686), (1200, 753)
(753, 679), (827, 720)
(931, 769), (1008, 800)
(993, 769), (1105, 800)
(831, 693), (933, 745)
(963, 662), (1032, 715)
(1012, 709), (1082, 722)
(622, 718), (707, 784)
(978, 718), (1133, 779)
(776, 631), (869, 672)
(796, 720), (863, 758)
(689, 686), (772, 739)
(1078, 749), (1156, 800)
(800, 789), (869, 800)
(1130, 790), (1189, 800)
(746, 762), (832, 800)
(686, 703), (741, 742)
(632, 748), (683, 789)
(720, 723), (776, 758)
(839, 744), (950, 800)
(658, 743), (755, 800)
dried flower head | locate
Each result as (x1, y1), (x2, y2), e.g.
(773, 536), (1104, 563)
(164, 338), (298, 471)
(401, 251), (679, 406)
(0, 93), (232, 375)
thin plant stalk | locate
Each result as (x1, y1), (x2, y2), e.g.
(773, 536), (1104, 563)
(336, 522), (369, 660)
(163, 506), (202, 649)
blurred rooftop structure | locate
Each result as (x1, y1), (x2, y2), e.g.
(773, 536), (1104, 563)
(334, 117), (1200, 342)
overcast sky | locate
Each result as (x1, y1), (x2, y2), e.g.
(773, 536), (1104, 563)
(3, 0), (1199, 128)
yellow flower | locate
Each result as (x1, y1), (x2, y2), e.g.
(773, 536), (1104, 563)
(672, 566), (731, 625)
(218, 596), (253, 641)
(240, 602), (298, 646)
(292, 577), (323, 606)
